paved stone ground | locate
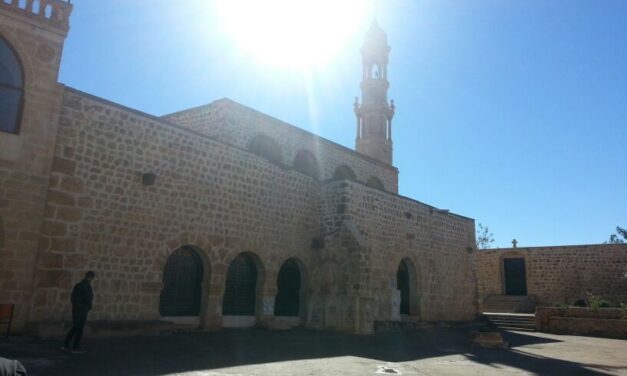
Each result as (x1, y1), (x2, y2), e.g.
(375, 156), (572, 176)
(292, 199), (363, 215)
(0, 328), (626, 375)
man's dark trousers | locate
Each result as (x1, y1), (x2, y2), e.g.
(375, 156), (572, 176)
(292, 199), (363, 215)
(64, 307), (88, 350)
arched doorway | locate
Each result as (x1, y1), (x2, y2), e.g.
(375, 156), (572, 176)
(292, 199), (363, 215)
(222, 253), (258, 317)
(274, 259), (302, 317)
(397, 260), (411, 315)
(159, 246), (204, 317)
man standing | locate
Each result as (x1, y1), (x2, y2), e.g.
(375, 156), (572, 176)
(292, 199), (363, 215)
(62, 271), (95, 354)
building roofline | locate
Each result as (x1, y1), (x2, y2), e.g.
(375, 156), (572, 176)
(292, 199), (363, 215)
(161, 98), (399, 173)
(323, 179), (474, 222)
(62, 87), (472, 223)
(476, 243), (627, 252)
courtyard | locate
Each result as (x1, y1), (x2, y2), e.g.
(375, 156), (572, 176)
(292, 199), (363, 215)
(1, 328), (626, 376)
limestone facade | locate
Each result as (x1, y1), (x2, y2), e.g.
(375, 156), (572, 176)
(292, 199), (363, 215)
(0, 1), (478, 334)
(474, 244), (627, 308)
(0, 0), (72, 330)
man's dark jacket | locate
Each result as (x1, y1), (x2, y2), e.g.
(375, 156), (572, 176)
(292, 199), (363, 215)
(71, 279), (93, 311)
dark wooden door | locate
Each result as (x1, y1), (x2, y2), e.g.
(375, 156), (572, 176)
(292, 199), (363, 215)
(504, 258), (527, 295)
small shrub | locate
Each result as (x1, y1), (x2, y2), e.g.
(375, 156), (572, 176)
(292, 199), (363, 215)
(586, 293), (611, 311)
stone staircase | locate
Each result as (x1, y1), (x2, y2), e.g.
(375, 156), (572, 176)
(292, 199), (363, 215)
(481, 295), (537, 331)
(482, 313), (536, 332)
(481, 295), (537, 313)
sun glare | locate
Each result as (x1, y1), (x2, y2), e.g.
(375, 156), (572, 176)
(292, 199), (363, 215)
(212, 0), (371, 70)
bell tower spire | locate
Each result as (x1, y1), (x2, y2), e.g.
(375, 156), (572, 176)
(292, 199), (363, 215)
(354, 19), (395, 165)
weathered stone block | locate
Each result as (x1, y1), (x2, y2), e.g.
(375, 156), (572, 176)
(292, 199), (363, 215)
(47, 190), (75, 206)
(51, 157), (76, 176)
(37, 270), (72, 288)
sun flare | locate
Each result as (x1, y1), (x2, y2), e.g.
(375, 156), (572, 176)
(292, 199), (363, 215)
(212, 0), (372, 70)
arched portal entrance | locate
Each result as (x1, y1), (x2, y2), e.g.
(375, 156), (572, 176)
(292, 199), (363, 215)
(159, 246), (204, 317)
(397, 260), (411, 315)
(274, 259), (302, 317)
(222, 253), (258, 317)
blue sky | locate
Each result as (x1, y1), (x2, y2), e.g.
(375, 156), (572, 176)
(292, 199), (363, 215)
(58, 0), (627, 247)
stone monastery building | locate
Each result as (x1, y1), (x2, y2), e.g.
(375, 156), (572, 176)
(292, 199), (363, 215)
(0, 1), (476, 334)
(2, 1), (625, 336)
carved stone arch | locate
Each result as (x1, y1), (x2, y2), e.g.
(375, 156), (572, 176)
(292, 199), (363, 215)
(274, 257), (309, 319)
(222, 250), (266, 326)
(366, 176), (385, 191)
(0, 32), (29, 85)
(332, 165), (356, 181)
(396, 257), (420, 317)
(248, 134), (283, 164)
(155, 242), (215, 330)
(0, 33), (26, 134)
(293, 150), (320, 179)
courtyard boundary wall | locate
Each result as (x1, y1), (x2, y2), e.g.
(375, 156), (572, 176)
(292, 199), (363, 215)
(474, 244), (627, 309)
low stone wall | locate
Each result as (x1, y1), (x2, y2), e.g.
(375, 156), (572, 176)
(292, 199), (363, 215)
(536, 307), (627, 339)
(474, 244), (627, 308)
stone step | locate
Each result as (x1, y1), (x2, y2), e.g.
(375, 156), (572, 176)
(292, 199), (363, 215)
(483, 313), (536, 332)
(481, 295), (537, 314)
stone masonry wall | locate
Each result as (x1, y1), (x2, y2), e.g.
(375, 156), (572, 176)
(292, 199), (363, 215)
(474, 244), (627, 307)
(343, 181), (477, 325)
(31, 88), (323, 327)
(0, 1), (70, 330)
(308, 180), (477, 333)
(163, 100), (399, 193)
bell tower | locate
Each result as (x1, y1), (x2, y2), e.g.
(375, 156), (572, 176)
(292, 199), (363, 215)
(354, 20), (395, 165)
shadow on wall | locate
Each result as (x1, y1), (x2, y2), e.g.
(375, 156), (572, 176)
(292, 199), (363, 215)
(4, 328), (610, 376)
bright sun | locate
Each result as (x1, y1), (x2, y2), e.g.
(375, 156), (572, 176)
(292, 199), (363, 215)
(212, 0), (372, 70)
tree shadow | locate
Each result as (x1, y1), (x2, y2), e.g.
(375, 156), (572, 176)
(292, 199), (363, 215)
(0, 328), (618, 376)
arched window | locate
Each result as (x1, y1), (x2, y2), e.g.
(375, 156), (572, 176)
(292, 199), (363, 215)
(366, 176), (385, 191)
(159, 246), (204, 317)
(248, 134), (282, 164)
(293, 150), (319, 179)
(332, 165), (356, 181)
(223, 253), (259, 316)
(0, 36), (24, 134)
(274, 259), (302, 317)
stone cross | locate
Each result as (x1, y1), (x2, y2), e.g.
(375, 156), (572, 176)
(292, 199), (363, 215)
(512, 239), (518, 248)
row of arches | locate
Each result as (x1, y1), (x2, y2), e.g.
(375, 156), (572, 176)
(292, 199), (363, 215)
(248, 135), (386, 190)
(158, 246), (419, 323)
(159, 247), (305, 319)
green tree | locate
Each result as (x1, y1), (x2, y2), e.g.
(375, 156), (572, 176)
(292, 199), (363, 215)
(606, 226), (627, 244)
(476, 223), (495, 249)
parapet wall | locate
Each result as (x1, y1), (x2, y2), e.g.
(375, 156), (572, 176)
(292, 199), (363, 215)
(474, 244), (627, 307)
(163, 100), (399, 193)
